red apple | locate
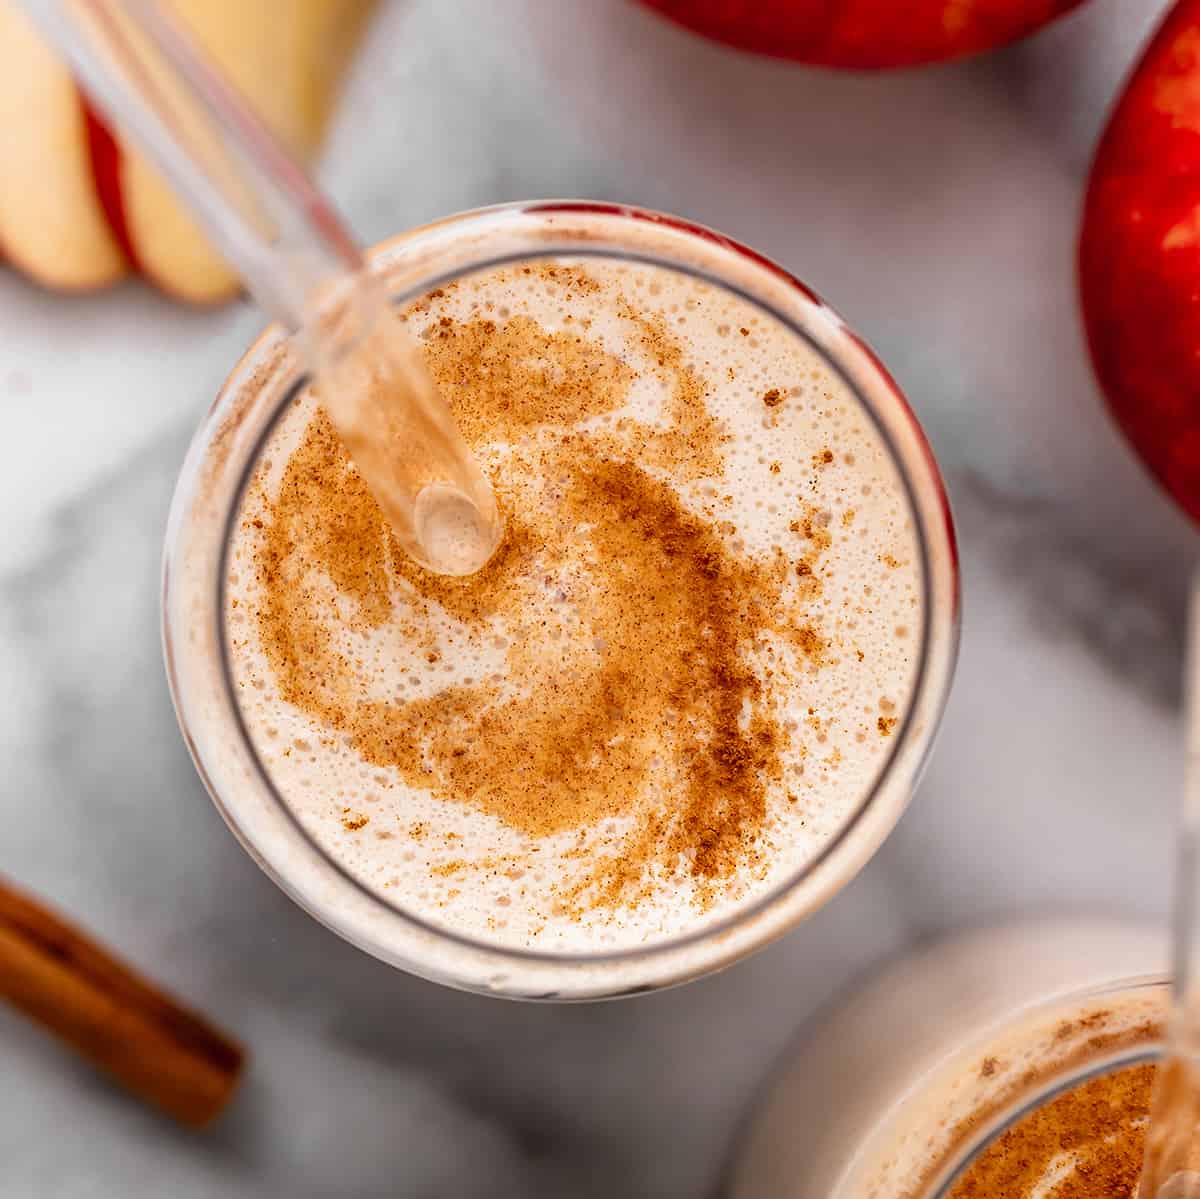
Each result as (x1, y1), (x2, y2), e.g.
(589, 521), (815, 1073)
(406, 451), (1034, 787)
(638, 0), (1087, 69)
(1079, 0), (1200, 524)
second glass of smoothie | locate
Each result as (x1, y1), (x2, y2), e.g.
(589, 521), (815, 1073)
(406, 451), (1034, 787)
(731, 918), (1166, 1197)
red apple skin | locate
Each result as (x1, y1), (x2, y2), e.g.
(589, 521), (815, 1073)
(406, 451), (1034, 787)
(1079, 0), (1200, 524)
(82, 102), (138, 271)
(638, 0), (1087, 69)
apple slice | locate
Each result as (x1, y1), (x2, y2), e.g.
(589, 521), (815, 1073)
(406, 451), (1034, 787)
(1079, 0), (1200, 523)
(0, 2), (127, 291)
(638, 0), (1087, 69)
(110, 0), (376, 304)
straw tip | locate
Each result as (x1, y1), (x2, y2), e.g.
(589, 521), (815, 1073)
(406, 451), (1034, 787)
(412, 483), (502, 577)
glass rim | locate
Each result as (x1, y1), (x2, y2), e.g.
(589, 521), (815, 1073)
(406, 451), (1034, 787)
(167, 200), (960, 991)
(925, 972), (1167, 1197)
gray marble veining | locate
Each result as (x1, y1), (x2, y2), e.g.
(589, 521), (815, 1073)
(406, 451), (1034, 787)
(0, 1), (1191, 1195)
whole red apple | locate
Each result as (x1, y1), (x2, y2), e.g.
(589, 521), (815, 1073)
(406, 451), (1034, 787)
(638, 0), (1087, 69)
(1080, 0), (1200, 524)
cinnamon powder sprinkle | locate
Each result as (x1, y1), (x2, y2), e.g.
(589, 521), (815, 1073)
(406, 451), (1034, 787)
(246, 272), (838, 917)
(945, 1065), (1151, 1198)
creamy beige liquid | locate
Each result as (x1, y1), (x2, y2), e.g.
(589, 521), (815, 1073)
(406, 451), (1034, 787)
(224, 256), (922, 952)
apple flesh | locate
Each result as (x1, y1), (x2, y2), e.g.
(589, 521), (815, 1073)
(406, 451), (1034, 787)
(639, 0), (1087, 69)
(0, 0), (373, 304)
(107, 0), (376, 305)
(0, 3), (127, 291)
(1079, 0), (1200, 524)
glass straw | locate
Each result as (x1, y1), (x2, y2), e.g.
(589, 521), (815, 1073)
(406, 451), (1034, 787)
(1142, 576), (1200, 1198)
(19, 0), (501, 576)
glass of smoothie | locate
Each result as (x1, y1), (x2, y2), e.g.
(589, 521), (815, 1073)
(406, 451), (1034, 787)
(730, 918), (1167, 1197)
(162, 201), (959, 998)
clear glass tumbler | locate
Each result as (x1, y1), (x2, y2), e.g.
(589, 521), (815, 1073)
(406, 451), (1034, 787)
(162, 201), (959, 999)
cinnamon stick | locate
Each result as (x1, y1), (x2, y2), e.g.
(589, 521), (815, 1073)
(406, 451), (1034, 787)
(0, 876), (245, 1128)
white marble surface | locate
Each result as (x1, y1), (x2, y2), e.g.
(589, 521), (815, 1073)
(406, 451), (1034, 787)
(0, 1), (1193, 1194)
